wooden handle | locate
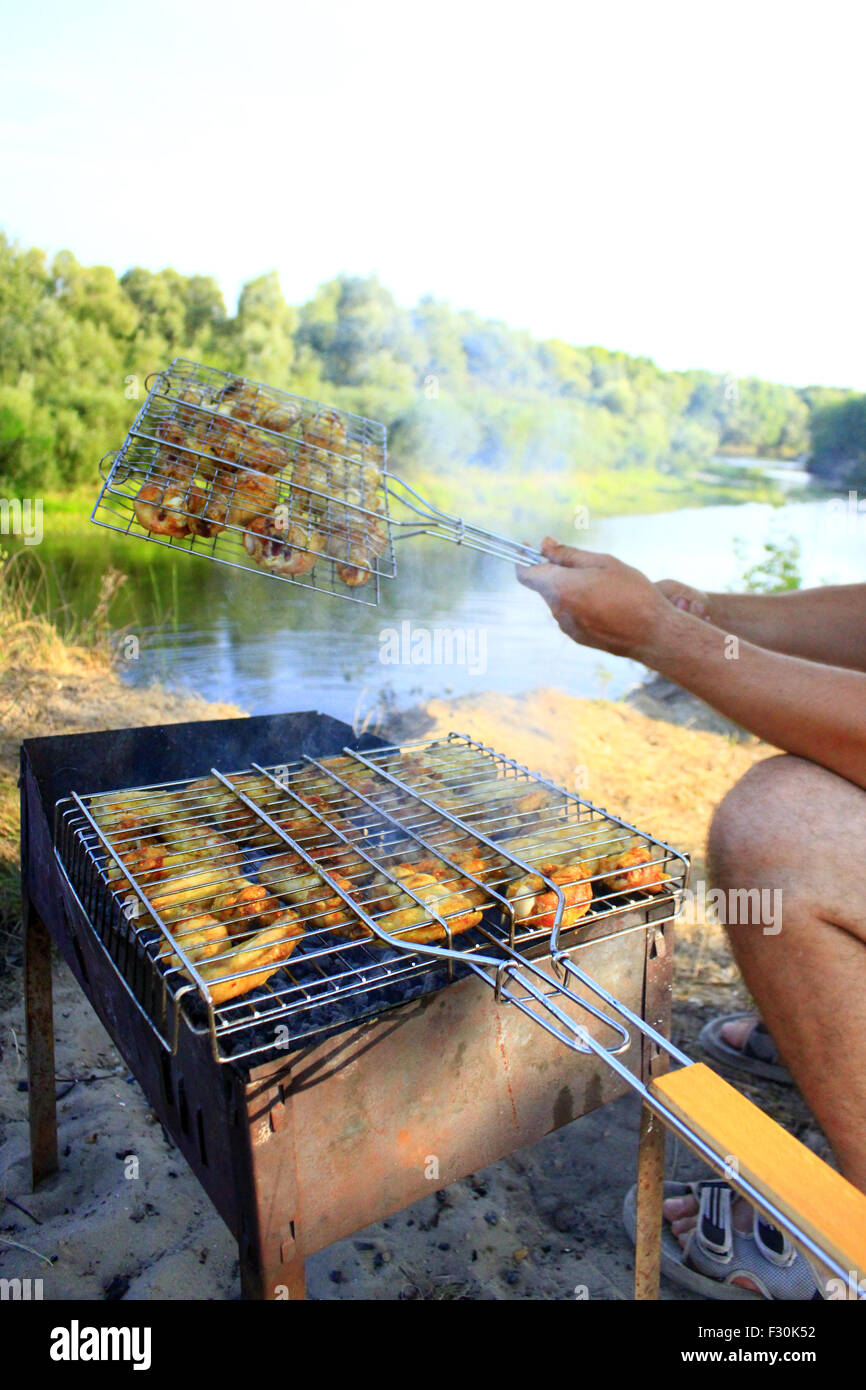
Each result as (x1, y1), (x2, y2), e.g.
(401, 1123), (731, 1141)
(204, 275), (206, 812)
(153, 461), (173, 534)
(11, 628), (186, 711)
(651, 1063), (866, 1285)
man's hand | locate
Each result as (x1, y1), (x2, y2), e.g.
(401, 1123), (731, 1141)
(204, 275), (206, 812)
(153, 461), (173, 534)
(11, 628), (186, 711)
(517, 538), (673, 659)
(655, 577), (711, 620)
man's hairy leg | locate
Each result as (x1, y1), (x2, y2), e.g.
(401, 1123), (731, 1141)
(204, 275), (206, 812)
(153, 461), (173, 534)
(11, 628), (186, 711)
(708, 754), (866, 1189)
(665, 754), (866, 1284)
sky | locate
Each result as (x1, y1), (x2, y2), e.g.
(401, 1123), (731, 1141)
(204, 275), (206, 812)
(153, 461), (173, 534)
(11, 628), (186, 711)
(1, 0), (864, 389)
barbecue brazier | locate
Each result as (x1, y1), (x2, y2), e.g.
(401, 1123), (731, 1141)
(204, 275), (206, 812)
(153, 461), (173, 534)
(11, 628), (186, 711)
(21, 710), (685, 1299)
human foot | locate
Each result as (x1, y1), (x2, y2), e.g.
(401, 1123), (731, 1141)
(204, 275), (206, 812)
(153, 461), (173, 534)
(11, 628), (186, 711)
(663, 1189), (761, 1293)
(699, 1012), (792, 1084)
(657, 1181), (819, 1299)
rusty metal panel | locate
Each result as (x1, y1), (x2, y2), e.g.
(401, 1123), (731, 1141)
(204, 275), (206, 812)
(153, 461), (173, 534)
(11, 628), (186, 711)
(290, 928), (648, 1254)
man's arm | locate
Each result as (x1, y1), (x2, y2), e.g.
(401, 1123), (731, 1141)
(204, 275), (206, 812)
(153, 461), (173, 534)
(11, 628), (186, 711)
(640, 607), (866, 790)
(519, 540), (866, 791)
(657, 579), (866, 672)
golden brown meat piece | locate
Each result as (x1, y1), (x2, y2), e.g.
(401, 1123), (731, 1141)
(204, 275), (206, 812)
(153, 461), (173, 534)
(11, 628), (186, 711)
(154, 418), (189, 450)
(291, 444), (383, 521)
(505, 863), (593, 934)
(343, 451), (383, 491)
(291, 445), (332, 502)
(326, 516), (388, 588)
(445, 778), (562, 832)
(343, 867), (482, 946)
(182, 776), (263, 840)
(242, 436), (291, 475)
(177, 385), (209, 408)
(260, 858), (362, 933)
(302, 409), (347, 452)
(220, 379), (260, 422)
(105, 837), (172, 895)
(258, 403), (300, 434)
(151, 821), (244, 888)
(162, 913), (230, 975)
(148, 860), (239, 917)
(197, 413), (244, 463)
(402, 852), (492, 911)
(95, 794), (158, 840)
(597, 844), (666, 895)
(243, 507), (325, 577)
(188, 468), (280, 538)
(197, 912), (302, 1004)
(133, 470), (204, 537)
(209, 882), (273, 932)
(502, 821), (617, 879)
(271, 792), (348, 844)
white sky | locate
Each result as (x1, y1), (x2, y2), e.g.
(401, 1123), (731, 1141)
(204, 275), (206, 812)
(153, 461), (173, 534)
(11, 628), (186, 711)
(2, 0), (864, 388)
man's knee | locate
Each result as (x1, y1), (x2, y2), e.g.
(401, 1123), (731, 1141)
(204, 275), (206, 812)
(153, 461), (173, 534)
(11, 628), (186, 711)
(706, 755), (809, 935)
(708, 754), (811, 887)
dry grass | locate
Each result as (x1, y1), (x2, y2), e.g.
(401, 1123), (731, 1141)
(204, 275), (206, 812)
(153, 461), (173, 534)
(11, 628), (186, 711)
(0, 548), (122, 677)
(0, 551), (245, 968)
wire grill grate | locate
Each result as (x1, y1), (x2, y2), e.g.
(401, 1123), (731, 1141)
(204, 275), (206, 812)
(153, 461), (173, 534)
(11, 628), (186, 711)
(92, 357), (395, 606)
(54, 733), (688, 1063)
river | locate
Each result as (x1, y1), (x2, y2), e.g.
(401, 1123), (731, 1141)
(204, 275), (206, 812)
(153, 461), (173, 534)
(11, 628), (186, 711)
(20, 470), (863, 726)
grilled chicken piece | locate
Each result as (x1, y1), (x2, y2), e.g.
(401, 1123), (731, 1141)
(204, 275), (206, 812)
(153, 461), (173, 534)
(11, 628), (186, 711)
(133, 466), (205, 537)
(96, 792), (162, 839)
(326, 516), (388, 588)
(433, 778), (563, 832)
(161, 913), (231, 974)
(148, 862), (239, 915)
(197, 912), (302, 1004)
(105, 837), (172, 895)
(413, 868), (490, 912)
(222, 382), (260, 422)
(505, 863), (593, 934)
(257, 792), (348, 850)
(291, 446), (332, 501)
(294, 449), (382, 512)
(257, 849), (367, 932)
(183, 776), (266, 840)
(187, 468), (280, 539)
(151, 814), (240, 858)
(244, 508), (326, 577)
(258, 403), (300, 434)
(597, 844), (667, 895)
(340, 867), (482, 946)
(301, 409), (347, 452)
(209, 881), (286, 935)
(503, 820), (624, 878)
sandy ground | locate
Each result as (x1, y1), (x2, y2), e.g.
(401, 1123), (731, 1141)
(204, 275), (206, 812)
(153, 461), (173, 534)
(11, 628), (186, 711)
(0, 681), (831, 1300)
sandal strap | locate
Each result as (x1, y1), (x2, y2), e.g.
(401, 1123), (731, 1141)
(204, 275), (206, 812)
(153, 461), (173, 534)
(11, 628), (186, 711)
(742, 1021), (781, 1065)
(695, 1180), (735, 1261)
(754, 1214), (797, 1268)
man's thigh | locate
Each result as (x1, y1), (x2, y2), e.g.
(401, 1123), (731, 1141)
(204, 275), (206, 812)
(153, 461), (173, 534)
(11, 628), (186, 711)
(709, 753), (866, 943)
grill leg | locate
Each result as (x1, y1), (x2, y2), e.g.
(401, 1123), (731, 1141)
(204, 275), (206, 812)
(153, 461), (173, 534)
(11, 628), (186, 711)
(24, 904), (58, 1188)
(633, 1101), (665, 1300)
